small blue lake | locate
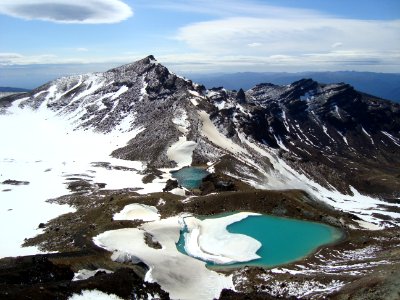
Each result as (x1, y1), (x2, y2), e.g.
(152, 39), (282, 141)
(171, 167), (209, 189)
(177, 214), (343, 268)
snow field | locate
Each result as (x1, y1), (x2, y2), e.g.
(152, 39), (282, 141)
(0, 99), (167, 258)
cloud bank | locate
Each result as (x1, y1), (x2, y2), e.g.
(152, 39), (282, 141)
(1, 0), (398, 73)
(0, 0), (133, 24)
(173, 15), (400, 72)
(176, 17), (400, 55)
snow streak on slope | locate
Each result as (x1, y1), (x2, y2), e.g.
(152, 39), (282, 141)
(198, 110), (247, 155)
(239, 134), (400, 228)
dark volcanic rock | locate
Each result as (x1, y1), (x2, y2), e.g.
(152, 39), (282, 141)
(0, 257), (169, 300)
(66, 180), (94, 193)
(200, 173), (236, 195)
(218, 288), (281, 299)
(0, 256), (73, 285)
(68, 268), (169, 300)
(2, 179), (29, 185)
(163, 179), (179, 192)
(236, 88), (246, 104)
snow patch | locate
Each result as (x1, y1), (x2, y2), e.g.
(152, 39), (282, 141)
(362, 127), (374, 145)
(300, 91), (314, 101)
(68, 290), (123, 300)
(167, 136), (197, 168)
(189, 98), (199, 106)
(73, 269), (113, 281)
(113, 204), (160, 222)
(169, 187), (187, 196)
(274, 135), (289, 151)
(355, 220), (382, 231)
(262, 279), (344, 298)
(382, 131), (400, 147)
(183, 212), (261, 264)
(323, 125), (335, 143)
(140, 77), (148, 101)
(172, 109), (190, 134)
(281, 110), (290, 133)
(110, 85), (129, 100)
(71, 74), (105, 103)
(198, 110), (248, 155)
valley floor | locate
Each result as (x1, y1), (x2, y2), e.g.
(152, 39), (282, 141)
(1, 182), (399, 300)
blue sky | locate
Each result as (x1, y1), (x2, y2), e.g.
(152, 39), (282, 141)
(0, 0), (399, 88)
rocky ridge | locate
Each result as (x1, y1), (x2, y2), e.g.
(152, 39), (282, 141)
(1, 56), (400, 299)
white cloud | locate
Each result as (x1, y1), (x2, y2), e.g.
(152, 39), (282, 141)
(0, 52), (143, 66)
(174, 16), (400, 72)
(0, 0), (133, 24)
(159, 51), (400, 73)
(248, 42), (262, 48)
(1, 0), (399, 73)
(177, 17), (400, 54)
(143, 0), (319, 19)
(331, 42), (343, 49)
(2, 49), (399, 74)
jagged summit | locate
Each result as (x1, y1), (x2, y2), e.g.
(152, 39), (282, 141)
(108, 55), (158, 74)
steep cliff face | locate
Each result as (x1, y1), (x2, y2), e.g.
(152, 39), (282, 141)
(207, 79), (400, 200)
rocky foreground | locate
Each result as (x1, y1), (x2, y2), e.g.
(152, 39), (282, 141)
(0, 170), (399, 300)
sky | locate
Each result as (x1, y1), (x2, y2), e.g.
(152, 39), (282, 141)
(0, 0), (399, 88)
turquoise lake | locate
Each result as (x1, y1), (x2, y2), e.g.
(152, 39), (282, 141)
(171, 167), (209, 189)
(177, 214), (343, 268)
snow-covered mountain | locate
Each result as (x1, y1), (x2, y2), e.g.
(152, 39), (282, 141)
(210, 79), (400, 198)
(1, 55), (400, 237)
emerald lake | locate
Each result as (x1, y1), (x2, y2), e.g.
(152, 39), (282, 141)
(171, 167), (209, 189)
(177, 213), (343, 268)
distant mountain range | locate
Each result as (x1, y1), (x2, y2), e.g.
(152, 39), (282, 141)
(0, 87), (30, 93)
(188, 71), (400, 103)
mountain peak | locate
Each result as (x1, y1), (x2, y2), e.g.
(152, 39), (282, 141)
(107, 55), (159, 74)
(136, 54), (158, 65)
(145, 54), (156, 62)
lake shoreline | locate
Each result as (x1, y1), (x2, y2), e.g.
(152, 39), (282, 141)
(1, 186), (397, 299)
(177, 211), (347, 271)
